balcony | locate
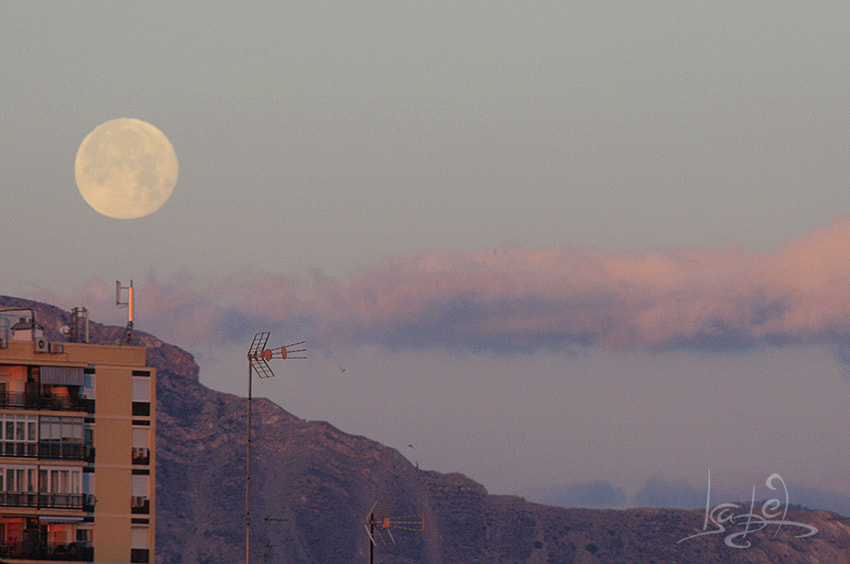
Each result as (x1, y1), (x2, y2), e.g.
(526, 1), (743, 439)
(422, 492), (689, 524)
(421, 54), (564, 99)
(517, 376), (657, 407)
(0, 442), (37, 458)
(132, 447), (150, 465)
(131, 402), (150, 417)
(0, 492), (90, 511)
(0, 541), (93, 561)
(38, 442), (94, 462)
(0, 442), (94, 462)
(0, 391), (92, 413)
(131, 496), (149, 514)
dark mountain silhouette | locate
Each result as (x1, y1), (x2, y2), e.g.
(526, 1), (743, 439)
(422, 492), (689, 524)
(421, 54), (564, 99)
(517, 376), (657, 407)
(2, 296), (849, 563)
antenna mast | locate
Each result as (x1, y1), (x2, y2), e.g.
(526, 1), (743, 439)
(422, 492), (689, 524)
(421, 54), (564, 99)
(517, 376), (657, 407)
(365, 500), (425, 564)
(116, 280), (134, 345)
(69, 307), (90, 343)
(245, 332), (305, 564)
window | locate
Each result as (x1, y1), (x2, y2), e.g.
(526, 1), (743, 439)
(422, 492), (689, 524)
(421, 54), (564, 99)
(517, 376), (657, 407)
(82, 472), (94, 495)
(131, 525), (149, 548)
(0, 464), (39, 507)
(132, 375), (151, 417)
(2, 467), (36, 492)
(131, 475), (150, 514)
(132, 427), (150, 464)
(131, 525), (150, 562)
(40, 417), (84, 441)
(132, 475), (148, 498)
(132, 376), (150, 402)
(37, 466), (81, 495)
(131, 549), (150, 563)
(0, 415), (37, 457)
(76, 527), (93, 544)
(39, 416), (88, 460)
(83, 370), (96, 400)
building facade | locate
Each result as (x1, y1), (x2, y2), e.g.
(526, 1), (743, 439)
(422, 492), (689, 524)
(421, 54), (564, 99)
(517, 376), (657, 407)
(0, 314), (155, 563)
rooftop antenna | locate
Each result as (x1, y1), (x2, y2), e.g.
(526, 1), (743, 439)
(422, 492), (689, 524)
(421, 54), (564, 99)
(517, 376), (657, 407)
(245, 332), (305, 564)
(365, 500), (425, 564)
(116, 280), (134, 345)
(69, 307), (90, 343)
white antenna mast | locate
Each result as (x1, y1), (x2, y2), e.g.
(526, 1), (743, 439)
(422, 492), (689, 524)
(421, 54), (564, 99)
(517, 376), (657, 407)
(116, 280), (134, 345)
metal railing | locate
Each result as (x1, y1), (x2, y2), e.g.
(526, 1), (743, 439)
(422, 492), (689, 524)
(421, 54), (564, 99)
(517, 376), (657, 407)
(131, 496), (150, 514)
(132, 446), (150, 465)
(0, 491), (90, 510)
(0, 391), (92, 413)
(131, 548), (150, 563)
(0, 441), (94, 461)
(0, 541), (93, 561)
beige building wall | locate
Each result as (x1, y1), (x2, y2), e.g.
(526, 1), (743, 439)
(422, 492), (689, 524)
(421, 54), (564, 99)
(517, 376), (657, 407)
(0, 337), (156, 564)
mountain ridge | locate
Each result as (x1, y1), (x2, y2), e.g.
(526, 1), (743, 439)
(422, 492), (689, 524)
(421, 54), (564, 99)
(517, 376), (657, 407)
(1, 296), (849, 563)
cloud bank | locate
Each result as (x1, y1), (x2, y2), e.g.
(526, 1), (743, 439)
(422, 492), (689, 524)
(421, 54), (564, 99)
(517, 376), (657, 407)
(57, 218), (850, 355)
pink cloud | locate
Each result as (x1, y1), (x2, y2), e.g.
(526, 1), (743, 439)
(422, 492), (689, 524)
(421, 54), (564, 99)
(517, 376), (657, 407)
(305, 217), (850, 350)
(47, 218), (850, 353)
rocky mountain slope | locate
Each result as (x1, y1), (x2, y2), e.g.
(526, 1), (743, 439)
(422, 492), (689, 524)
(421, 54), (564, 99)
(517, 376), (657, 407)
(2, 296), (849, 563)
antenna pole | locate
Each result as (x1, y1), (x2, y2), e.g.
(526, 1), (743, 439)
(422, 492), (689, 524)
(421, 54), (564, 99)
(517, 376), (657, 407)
(369, 513), (375, 564)
(128, 282), (134, 326)
(365, 500), (424, 561)
(116, 280), (135, 345)
(247, 361), (253, 564)
(245, 333), (305, 564)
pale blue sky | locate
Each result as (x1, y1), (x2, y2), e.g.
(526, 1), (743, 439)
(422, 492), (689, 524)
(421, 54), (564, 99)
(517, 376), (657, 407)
(3, 3), (850, 514)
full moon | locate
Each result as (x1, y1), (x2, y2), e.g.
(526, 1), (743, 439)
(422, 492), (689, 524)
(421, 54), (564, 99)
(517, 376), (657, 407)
(75, 118), (179, 219)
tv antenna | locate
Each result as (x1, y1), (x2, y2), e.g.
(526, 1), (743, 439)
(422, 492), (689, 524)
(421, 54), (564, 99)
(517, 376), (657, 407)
(365, 500), (425, 564)
(115, 280), (134, 345)
(245, 332), (305, 564)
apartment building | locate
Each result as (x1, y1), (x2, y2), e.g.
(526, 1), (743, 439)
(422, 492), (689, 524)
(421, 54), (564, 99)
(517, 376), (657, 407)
(0, 311), (155, 563)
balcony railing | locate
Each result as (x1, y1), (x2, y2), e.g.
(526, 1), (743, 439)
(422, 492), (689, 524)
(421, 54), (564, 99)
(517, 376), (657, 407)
(132, 402), (150, 417)
(0, 391), (92, 413)
(0, 442), (94, 462)
(131, 548), (150, 563)
(132, 447), (150, 465)
(0, 492), (91, 510)
(38, 442), (94, 462)
(131, 496), (149, 514)
(0, 442), (37, 458)
(0, 541), (93, 561)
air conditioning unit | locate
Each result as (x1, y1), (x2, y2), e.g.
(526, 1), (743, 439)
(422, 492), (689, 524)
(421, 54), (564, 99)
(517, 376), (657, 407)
(49, 342), (64, 354)
(34, 338), (49, 353)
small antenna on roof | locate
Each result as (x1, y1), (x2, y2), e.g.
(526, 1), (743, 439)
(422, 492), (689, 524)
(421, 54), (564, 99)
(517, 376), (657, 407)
(365, 500), (424, 564)
(116, 280), (134, 345)
(68, 307), (90, 343)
